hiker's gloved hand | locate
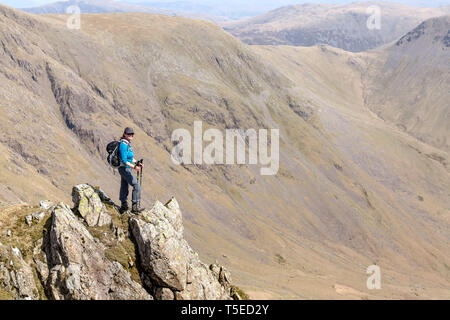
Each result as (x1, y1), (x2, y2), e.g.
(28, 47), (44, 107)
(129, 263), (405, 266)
(135, 166), (141, 172)
(135, 159), (144, 169)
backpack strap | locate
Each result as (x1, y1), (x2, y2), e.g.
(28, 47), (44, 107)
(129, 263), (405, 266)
(120, 138), (131, 150)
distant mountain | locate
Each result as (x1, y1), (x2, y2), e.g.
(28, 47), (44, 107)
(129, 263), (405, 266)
(132, 1), (214, 13)
(129, 0), (294, 20)
(363, 15), (450, 152)
(130, 1), (229, 21)
(129, 0), (450, 20)
(20, 0), (229, 22)
(21, 0), (170, 14)
(383, 0), (450, 6)
(222, 2), (450, 52)
(20, 0), (319, 21)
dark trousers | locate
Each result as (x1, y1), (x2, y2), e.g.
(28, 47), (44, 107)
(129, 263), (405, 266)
(118, 166), (141, 205)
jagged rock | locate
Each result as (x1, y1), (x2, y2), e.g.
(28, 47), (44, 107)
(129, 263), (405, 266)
(108, 261), (152, 300)
(116, 227), (125, 243)
(219, 266), (232, 290)
(25, 211), (47, 226)
(130, 202), (189, 291)
(174, 290), (184, 300)
(210, 263), (232, 290)
(88, 184), (117, 207)
(130, 198), (233, 300)
(25, 215), (33, 226)
(34, 259), (49, 286)
(32, 238), (49, 289)
(71, 184), (111, 227)
(141, 273), (154, 291)
(210, 263), (221, 278)
(230, 287), (242, 300)
(32, 211), (47, 222)
(179, 248), (231, 300)
(2, 186), (238, 300)
(44, 203), (151, 300)
(164, 197), (184, 234)
(39, 200), (55, 211)
(154, 287), (175, 300)
(0, 244), (39, 300)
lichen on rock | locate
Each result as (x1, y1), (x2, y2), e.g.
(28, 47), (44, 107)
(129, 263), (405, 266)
(71, 184), (112, 227)
(0, 243), (39, 300)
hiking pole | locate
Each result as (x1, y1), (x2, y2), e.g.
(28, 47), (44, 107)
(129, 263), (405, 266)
(136, 159), (144, 208)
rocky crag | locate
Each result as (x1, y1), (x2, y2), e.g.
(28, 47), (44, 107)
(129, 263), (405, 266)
(0, 184), (241, 300)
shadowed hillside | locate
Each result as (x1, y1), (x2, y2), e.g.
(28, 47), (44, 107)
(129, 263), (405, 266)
(223, 2), (449, 52)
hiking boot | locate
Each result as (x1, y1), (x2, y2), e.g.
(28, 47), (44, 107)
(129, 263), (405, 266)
(131, 203), (145, 214)
(119, 202), (129, 214)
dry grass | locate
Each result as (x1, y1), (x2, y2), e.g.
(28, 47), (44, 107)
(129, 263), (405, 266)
(0, 205), (50, 263)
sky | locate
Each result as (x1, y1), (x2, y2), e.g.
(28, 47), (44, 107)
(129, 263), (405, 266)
(1, 0), (449, 9)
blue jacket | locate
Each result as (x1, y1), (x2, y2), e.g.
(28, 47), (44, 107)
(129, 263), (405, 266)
(119, 139), (134, 168)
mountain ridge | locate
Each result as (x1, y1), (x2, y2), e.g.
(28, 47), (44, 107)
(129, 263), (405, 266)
(0, 4), (449, 299)
(20, 0), (229, 23)
(21, 0), (170, 14)
(222, 2), (450, 52)
(363, 15), (450, 152)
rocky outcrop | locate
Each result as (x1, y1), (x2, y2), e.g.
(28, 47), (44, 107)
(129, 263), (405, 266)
(0, 185), (240, 300)
(44, 202), (151, 300)
(288, 98), (314, 122)
(39, 200), (55, 211)
(130, 198), (234, 300)
(88, 184), (118, 208)
(25, 211), (47, 226)
(0, 244), (39, 300)
(71, 184), (112, 227)
(130, 200), (188, 291)
(24, 200), (54, 227)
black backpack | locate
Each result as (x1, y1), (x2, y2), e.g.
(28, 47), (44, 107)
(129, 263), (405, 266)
(106, 141), (121, 168)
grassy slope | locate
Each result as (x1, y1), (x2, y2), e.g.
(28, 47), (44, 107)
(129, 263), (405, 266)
(250, 44), (450, 298)
(363, 16), (450, 152)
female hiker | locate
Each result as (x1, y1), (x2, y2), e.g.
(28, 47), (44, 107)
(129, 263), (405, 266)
(118, 127), (145, 214)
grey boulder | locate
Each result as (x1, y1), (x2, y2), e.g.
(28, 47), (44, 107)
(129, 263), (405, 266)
(130, 198), (234, 300)
(71, 184), (111, 227)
